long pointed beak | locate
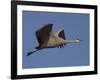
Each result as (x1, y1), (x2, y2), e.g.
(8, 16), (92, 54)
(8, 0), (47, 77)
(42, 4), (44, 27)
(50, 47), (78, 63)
(80, 40), (83, 42)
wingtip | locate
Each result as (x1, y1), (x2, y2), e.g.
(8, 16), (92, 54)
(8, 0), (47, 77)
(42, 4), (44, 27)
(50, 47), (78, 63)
(46, 23), (53, 26)
(61, 28), (64, 30)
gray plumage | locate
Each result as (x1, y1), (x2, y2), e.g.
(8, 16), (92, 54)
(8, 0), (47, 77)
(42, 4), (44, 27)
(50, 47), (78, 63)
(27, 24), (80, 56)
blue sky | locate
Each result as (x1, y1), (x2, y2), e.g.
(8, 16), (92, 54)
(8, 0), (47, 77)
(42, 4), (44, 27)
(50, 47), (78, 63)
(22, 11), (90, 69)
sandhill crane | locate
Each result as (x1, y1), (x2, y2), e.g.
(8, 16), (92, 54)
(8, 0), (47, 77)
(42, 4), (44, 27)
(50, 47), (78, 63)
(27, 24), (81, 56)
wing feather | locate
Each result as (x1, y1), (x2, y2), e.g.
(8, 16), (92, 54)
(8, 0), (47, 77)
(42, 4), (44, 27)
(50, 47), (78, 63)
(59, 29), (66, 47)
(58, 29), (66, 40)
(36, 24), (53, 45)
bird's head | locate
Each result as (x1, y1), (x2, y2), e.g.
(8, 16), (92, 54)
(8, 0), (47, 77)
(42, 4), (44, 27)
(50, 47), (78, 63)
(75, 38), (83, 43)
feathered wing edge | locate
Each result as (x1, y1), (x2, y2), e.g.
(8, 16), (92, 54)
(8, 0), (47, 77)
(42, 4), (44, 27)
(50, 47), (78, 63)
(35, 24), (53, 45)
(57, 29), (66, 48)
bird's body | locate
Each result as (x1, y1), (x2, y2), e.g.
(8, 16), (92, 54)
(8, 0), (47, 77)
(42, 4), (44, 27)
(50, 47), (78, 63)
(40, 32), (66, 48)
(27, 24), (80, 56)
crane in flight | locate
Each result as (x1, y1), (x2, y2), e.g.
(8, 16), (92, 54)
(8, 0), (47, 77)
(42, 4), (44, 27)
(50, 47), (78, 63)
(27, 24), (81, 56)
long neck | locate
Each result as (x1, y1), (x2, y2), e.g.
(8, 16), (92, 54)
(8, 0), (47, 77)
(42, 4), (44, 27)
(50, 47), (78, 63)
(65, 39), (78, 43)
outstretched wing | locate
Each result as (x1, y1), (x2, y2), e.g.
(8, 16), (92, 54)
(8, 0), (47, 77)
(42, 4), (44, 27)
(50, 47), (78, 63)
(58, 29), (66, 40)
(36, 24), (53, 45)
(58, 29), (66, 48)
